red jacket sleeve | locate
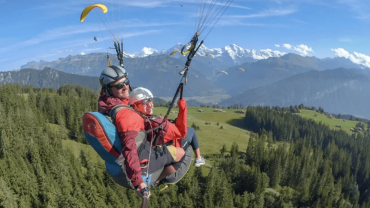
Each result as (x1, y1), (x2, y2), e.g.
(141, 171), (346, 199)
(175, 98), (187, 136)
(115, 109), (143, 187)
(163, 99), (187, 145)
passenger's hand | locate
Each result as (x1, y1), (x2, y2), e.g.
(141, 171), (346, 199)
(136, 183), (151, 198)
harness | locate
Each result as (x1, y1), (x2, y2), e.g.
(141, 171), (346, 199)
(108, 105), (167, 151)
(107, 104), (169, 186)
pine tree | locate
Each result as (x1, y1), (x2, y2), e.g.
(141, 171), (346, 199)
(0, 177), (18, 208)
(230, 142), (239, 158)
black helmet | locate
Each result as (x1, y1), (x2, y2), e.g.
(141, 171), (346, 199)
(99, 65), (127, 88)
(99, 65), (128, 97)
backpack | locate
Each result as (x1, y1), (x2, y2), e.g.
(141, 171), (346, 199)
(82, 105), (193, 188)
(83, 105), (152, 188)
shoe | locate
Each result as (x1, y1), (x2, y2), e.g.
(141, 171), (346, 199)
(153, 180), (164, 187)
(194, 156), (205, 167)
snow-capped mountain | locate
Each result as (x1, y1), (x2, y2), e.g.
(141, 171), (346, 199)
(164, 43), (286, 66)
(133, 47), (160, 57)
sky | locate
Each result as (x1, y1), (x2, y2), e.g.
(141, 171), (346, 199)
(1, 0), (370, 71)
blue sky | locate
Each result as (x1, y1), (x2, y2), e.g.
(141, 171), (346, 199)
(1, 0), (370, 71)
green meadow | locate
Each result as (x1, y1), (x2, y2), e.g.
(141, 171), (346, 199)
(297, 109), (365, 135)
(54, 106), (365, 159)
(59, 106), (365, 177)
(153, 106), (250, 155)
(61, 106), (251, 177)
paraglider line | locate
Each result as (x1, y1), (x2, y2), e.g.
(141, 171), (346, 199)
(199, 0), (228, 35)
(198, 0), (218, 33)
(197, 0), (207, 32)
(203, 0), (233, 40)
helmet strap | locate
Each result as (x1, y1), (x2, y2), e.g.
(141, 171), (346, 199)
(103, 86), (112, 97)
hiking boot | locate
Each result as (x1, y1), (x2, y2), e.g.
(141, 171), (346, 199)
(194, 156), (205, 167)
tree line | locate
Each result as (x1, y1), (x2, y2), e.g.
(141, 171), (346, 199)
(0, 83), (369, 207)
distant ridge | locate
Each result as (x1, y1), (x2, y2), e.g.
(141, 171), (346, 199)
(220, 68), (370, 118)
(0, 67), (100, 90)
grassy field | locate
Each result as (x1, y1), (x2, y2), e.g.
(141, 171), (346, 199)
(59, 106), (250, 177)
(297, 109), (365, 135)
(58, 106), (366, 179)
(46, 122), (105, 164)
(153, 106), (250, 155)
(53, 107), (366, 162)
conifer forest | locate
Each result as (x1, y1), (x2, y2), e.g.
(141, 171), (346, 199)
(0, 84), (369, 208)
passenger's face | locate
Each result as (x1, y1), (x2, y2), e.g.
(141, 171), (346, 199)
(109, 77), (129, 100)
(134, 100), (154, 116)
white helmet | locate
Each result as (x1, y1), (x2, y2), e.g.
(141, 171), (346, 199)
(129, 87), (153, 105)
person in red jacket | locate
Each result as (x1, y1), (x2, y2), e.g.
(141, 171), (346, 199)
(98, 65), (151, 197)
(129, 87), (205, 185)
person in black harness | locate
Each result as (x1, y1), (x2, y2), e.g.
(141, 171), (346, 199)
(129, 87), (205, 185)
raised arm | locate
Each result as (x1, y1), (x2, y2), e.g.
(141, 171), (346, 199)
(174, 98), (187, 137)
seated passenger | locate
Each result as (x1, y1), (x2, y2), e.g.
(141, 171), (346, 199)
(129, 88), (205, 184)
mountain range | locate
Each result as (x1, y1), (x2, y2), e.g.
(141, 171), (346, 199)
(20, 54), (225, 97)
(21, 43), (288, 76)
(218, 53), (365, 96)
(0, 67), (100, 90)
(13, 46), (370, 118)
(220, 68), (370, 118)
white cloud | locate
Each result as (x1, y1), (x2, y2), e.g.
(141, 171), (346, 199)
(282, 43), (314, 56)
(57, 49), (75, 54)
(275, 44), (280, 47)
(332, 48), (370, 68)
(331, 48), (350, 58)
(337, 0), (370, 19)
(226, 8), (297, 19)
(80, 52), (86, 55)
(84, 44), (88, 47)
(0, 20), (165, 54)
(282, 43), (292, 49)
(116, 0), (250, 10)
(294, 44), (314, 56)
(216, 19), (289, 27)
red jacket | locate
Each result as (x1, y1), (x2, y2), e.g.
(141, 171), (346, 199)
(145, 98), (187, 148)
(115, 109), (145, 187)
(98, 90), (143, 187)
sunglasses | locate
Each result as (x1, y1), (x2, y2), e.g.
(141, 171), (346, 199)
(140, 98), (153, 105)
(109, 78), (130, 89)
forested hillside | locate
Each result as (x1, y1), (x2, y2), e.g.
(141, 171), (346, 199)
(0, 84), (369, 207)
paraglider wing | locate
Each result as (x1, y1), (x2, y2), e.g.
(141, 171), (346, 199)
(205, 53), (214, 58)
(217, 71), (228, 75)
(236, 67), (244, 71)
(181, 44), (194, 56)
(80, 4), (108, 22)
(170, 50), (181, 57)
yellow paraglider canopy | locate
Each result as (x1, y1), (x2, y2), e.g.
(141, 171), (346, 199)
(170, 50), (181, 57)
(169, 47), (193, 57)
(205, 53), (214, 58)
(236, 68), (244, 71)
(217, 71), (228, 75)
(80, 4), (108, 22)
(181, 45), (193, 56)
